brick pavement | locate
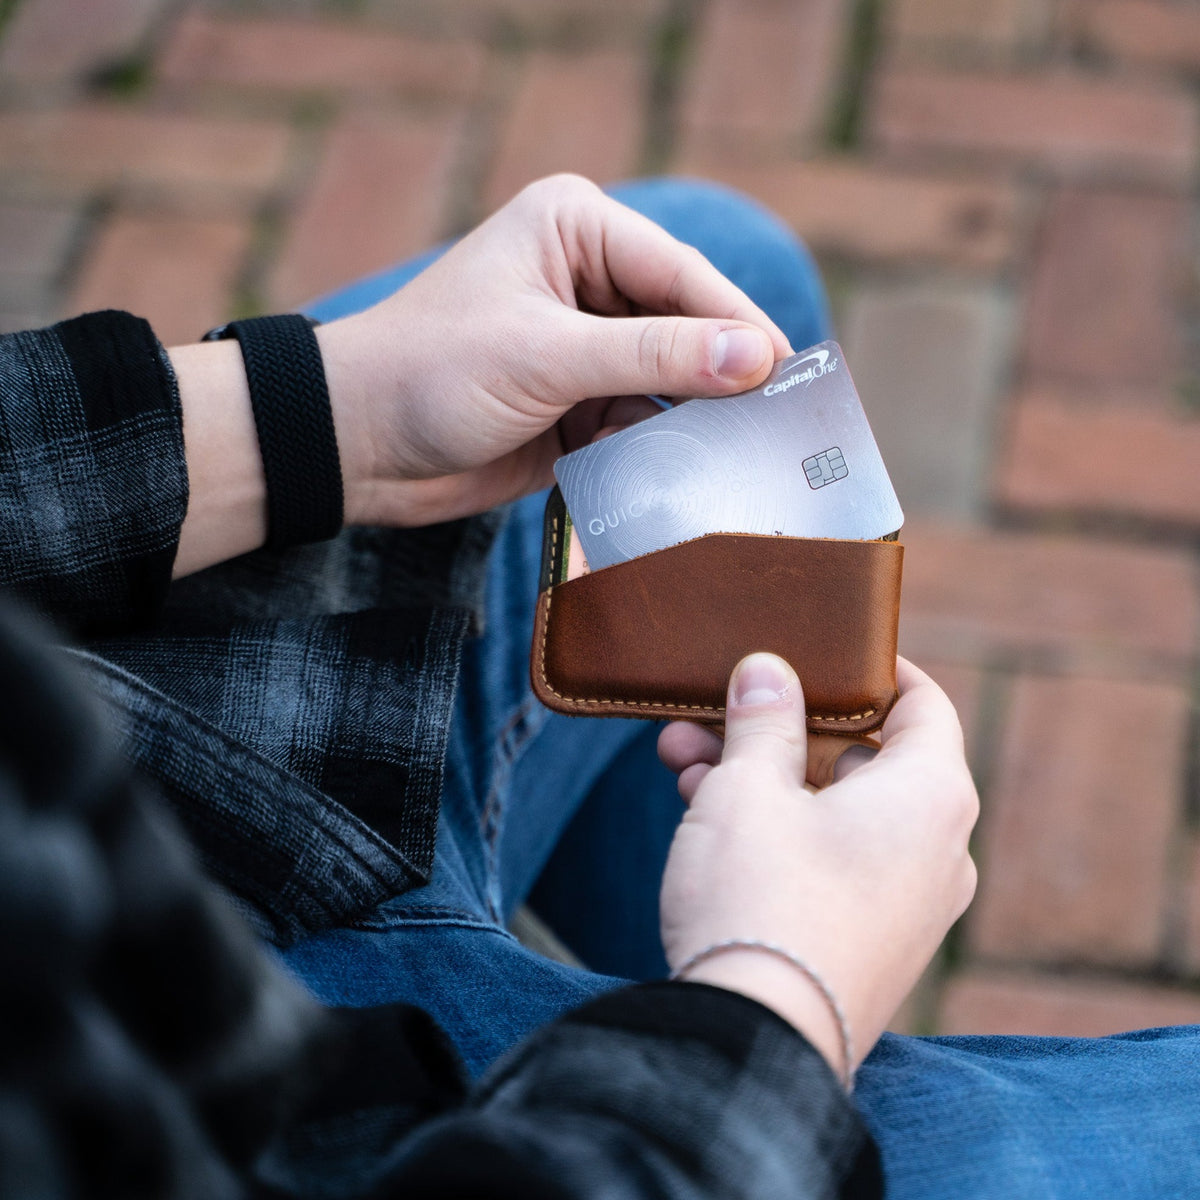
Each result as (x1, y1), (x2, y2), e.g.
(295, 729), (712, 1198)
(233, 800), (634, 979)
(1, 0), (1198, 1038)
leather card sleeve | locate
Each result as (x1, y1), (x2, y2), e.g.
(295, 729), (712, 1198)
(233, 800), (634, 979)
(530, 490), (903, 735)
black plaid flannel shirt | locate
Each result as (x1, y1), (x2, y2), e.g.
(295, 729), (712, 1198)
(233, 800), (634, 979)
(0, 311), (880, 1198)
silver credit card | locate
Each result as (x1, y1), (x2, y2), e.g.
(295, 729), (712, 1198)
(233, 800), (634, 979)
(553, 340), (902, 571)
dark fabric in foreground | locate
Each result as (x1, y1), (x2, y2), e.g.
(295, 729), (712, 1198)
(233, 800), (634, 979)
(0, 602), (326, 1198)
(0, 312), (879, 1196)
(0, 601), (880, 1197)
(0, 588), (878, 1199)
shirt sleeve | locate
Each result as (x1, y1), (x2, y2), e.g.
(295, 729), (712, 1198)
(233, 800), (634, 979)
(387, 981), (883, 1199)
(0, 311), (188, 635)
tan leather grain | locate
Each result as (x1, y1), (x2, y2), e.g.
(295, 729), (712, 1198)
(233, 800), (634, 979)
(530, 522), (903, 735)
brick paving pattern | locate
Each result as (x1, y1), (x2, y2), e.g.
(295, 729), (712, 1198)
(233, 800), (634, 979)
(1, 0), (1198, 1036)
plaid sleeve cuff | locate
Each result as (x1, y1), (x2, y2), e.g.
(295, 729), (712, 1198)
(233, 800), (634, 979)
(393, 981), (881, 1198)
(551, 981), (881, 1194)
(0, 311), (188, 633)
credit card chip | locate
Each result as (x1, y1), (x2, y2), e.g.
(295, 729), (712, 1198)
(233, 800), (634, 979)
(803, 447), (848, 489)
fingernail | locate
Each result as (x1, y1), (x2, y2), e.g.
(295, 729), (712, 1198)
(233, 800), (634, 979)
(732, 653), (793, 707)
(713, 328), (768, 379)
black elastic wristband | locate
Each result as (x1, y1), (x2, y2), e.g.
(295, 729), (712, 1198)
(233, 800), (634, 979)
(204, 314), (343, 550)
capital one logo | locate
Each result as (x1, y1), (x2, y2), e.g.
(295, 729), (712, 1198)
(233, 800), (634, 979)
(762, 349), (838, 397)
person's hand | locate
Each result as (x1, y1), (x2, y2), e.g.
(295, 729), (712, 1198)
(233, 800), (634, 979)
(657, 653), (978, 1078)
(170, 173), (789, 574)
(317, 174), (792, 528)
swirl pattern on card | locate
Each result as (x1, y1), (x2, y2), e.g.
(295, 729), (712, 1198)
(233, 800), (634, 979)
(554, 341), (902, 571)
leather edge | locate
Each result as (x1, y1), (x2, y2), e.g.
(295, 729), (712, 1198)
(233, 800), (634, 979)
(530, 560), (899, 735)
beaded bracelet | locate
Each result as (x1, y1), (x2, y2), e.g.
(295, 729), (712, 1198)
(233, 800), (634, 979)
(669, 938), (854, 1090)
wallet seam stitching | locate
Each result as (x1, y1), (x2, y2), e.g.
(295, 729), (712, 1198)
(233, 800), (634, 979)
(538, 515), (878, 724)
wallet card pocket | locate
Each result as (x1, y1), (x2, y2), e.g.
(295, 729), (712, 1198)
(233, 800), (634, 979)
(530, 490), (903, 734)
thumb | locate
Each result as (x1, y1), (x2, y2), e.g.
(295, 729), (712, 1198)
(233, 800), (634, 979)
(568, 311), (775, 398)
(721, 653), (809, 785)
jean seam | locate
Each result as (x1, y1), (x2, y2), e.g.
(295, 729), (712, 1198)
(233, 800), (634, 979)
(478, 691), (548, 922)
(350, 909), (520, 935)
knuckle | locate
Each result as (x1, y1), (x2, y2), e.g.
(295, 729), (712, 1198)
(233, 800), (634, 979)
(727, 718), (807, 764)
(926, 759), (978, 831)
(634, 322), (659, 378)
(523, 172), (597, 207)
(636, 319), (683, 385)
(663, 256), (696, 314)
(953, 768), (981, 830)
(710, 753), (796, 803)
(956, 855), (979, 917)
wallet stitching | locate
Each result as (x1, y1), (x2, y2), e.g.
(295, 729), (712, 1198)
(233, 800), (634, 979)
(539, 515), (878, 724)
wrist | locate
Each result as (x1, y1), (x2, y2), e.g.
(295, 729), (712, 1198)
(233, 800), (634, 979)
(171, 338), (268, 575)
(673, 945), (854, 1086)
(316, 312), (473, 530)
(314, 318), (376, 527)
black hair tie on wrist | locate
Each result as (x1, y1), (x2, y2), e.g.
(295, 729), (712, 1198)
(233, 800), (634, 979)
(203, 314), (344, 550)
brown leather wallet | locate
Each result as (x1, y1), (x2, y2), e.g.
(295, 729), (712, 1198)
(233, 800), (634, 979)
(529, 489), (903, 735)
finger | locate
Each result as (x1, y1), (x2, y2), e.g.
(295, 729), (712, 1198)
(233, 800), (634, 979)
(719, 653), (808, 785)
(590, 395), (664, 442)
(878, 657), (965, 759)
(804, 733), (878, 789)
(600, 395), (663, 427)
(562, 309), (775, 401)
(831, 743), (878, 782)
(658, 721), (724, 774)
(562, 189), (792, 358)
(678, 761), (714, 804)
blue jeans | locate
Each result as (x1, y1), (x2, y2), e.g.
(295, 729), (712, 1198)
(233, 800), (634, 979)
(286, 179), (1200, 1199)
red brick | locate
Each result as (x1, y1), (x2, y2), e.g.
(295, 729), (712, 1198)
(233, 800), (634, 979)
(678, 0), (844, 148)
(968, 673), (1186, 966)
(997, 388), (1200, 527)
(0, 308), (54, 335)
(889, 0), (1045, 58)
(1183, 836), (1200, 975)
(1065, 0), (1200, 72)
(870, 68), (1198, 183)
(887, 957), (946, 1036)
(67, 211), (252, 346)
(842, 281), (1009, 520)
(0, 106), (291, 196)
(886, 991), (923, 1035)
(158, 11), (485, 102)
(940, 967), (1200, 1035)
(0, 202), (78, 332)
(671, 156), (1021, 269)
(0, 0), (164, 85)
(898, 523), (1198, 678)
(370, 0), (666, 35)
(1023, 188), (1188, 391)
(920, 661), (985, 763)
(482, 50), (644, 214)
(439, 0), (664, 15)
(0, 201), (80, 284)
(269, 110), (461, 308)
